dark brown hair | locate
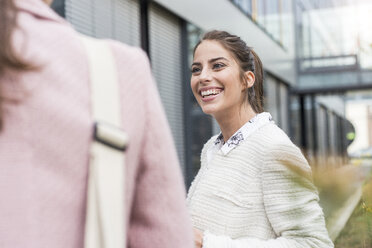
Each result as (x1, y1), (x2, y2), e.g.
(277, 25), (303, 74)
(193, 30), (264, 113)
(0, 0), (32, 129)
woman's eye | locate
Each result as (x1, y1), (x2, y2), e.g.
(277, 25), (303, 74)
(191, 67), (201, 74)
(213, 63), (225, 69)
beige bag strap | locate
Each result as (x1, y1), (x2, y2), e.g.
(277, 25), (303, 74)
(80, 35), (128, 248)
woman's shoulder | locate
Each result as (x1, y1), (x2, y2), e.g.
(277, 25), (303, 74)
(105, 40), (149, 67)
(102, 40), (154, 97)
(201, 134), (219, 152)
(254, 122), (305, 159)
(255, 122), (294, 146)
(257, 123), (312, 176)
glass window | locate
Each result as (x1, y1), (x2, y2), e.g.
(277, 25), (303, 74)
(265, 75), (279, 123)
(240, 0), (253, 15)
(279, 83), (289, 133)
(281, 0), (293, 48)
(290, 95), (301, 146)
(265, 0), (280, 41)
(305, 96), (314, 159)
(231, 0), (290, 49)
(317, 106), (326, 161)
(185, 24), (213, 186)
(327, 111), (337, 166)
(191, 111), (212, 176)
(256, 0), (266, 27)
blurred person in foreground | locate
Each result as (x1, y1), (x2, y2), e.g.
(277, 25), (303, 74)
(0, 0), (193, 247)
(187, 30), (334, 248)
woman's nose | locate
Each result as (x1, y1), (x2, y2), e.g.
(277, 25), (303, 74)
(199, 68), (212, 82)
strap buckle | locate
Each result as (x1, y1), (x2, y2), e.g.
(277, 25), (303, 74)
(94, 122), (129, 151)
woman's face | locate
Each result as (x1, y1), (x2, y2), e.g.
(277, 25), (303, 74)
(191, 40), (247, 118)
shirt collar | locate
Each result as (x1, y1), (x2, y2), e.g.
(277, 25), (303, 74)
(213, 112), (273, 155)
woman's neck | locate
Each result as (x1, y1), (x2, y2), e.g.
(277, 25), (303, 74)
(214, 104), (257, 142)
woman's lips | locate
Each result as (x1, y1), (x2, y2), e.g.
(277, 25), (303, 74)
(202, 94), (219, 102)
(200, 90), (223, 102)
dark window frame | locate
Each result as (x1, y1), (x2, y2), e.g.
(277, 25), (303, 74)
(51, 0), (65, 17)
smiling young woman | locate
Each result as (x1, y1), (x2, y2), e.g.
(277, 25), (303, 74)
(190, 39), (257, 141)
(186, 30), (334, 248)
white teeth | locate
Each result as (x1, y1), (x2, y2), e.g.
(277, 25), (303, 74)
(201, 89), (222, 97)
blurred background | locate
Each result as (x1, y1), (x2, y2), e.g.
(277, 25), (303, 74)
(51, 0), (372, 246)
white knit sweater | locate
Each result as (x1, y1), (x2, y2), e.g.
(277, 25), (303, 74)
(187, 122), (334, 248)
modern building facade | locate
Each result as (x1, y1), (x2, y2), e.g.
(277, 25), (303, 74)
(51, 0), (365, 185)
(292, 0), (372, 167)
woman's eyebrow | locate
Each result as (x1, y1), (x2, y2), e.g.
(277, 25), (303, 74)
(209, 57), (228, 63)
(191, 57), (228, 67)
(191, 62), (201, 67)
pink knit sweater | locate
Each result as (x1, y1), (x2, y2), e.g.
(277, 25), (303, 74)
(0, 1), (193, 247)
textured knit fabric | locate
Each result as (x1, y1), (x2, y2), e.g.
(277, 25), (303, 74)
(187, 122), (334, 248)
(0, 1), (193, 248)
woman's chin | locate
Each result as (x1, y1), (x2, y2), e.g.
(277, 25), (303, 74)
(201, 106), (217, 116)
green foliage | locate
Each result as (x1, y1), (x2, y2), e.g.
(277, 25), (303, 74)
(334, 178), (372, 248)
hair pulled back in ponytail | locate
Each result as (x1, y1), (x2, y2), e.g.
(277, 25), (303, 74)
(193, 30), (264, 113)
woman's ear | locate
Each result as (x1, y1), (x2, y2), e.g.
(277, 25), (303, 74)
(243, 71), (255, 89)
